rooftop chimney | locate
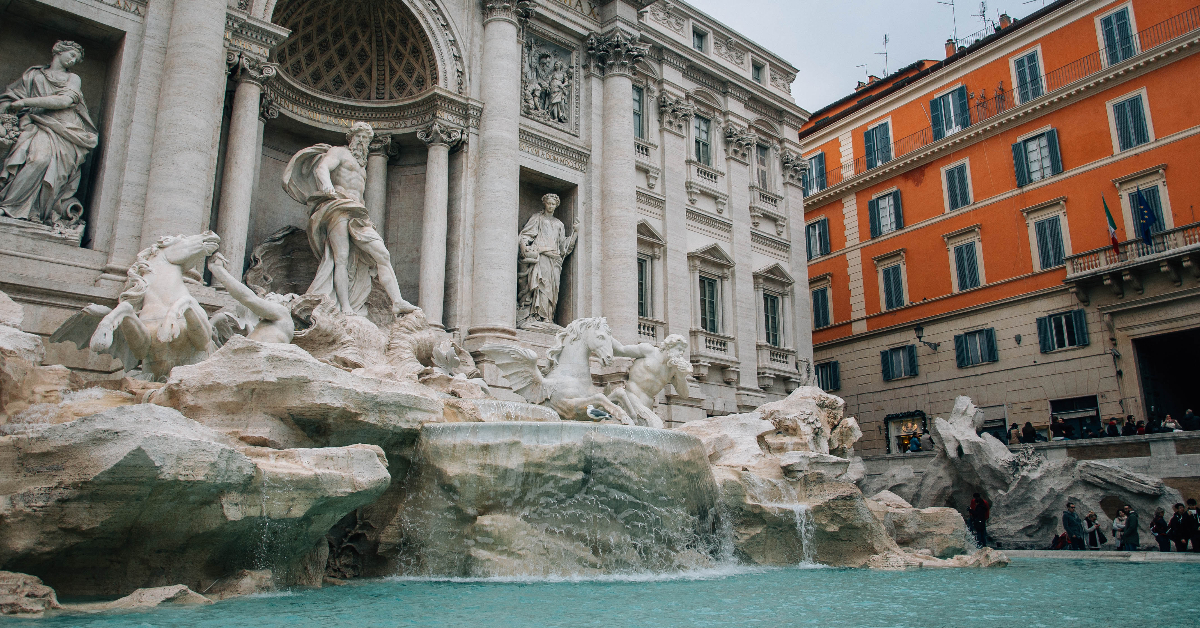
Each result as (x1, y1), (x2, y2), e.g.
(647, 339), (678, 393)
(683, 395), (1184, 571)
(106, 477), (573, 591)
(999, 13), (1012, 29)
(945, 39), (956, 58)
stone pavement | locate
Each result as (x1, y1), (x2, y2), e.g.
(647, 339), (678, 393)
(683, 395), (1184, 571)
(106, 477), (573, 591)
(1005, 550), (1200, 563)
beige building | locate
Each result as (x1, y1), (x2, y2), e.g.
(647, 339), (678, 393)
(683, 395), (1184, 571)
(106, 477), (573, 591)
(0, 0), (812, 423)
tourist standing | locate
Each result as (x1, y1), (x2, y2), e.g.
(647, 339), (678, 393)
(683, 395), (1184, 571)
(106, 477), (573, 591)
(1106, 419), (1120, 437)
(1151, 508), (1171, 552)
(1084, 511), (1105, 550)
(1123, 506), (1140, 551)
(1121, 418), (1138, 437)
(1164, 416), (1182, 432)
(1050, 417), (1067, 441)
(1188, 499), (1200, 552)
(969, 493), (990, 547)
(1062, 503), (1086, 550)
(1168, 502), (1198, 552)
(1008, 423), (1021, 446)
(1182, 409), (1200, 431)
(1113, 509), (1128, 548)
(1022, 422), (1037, 444)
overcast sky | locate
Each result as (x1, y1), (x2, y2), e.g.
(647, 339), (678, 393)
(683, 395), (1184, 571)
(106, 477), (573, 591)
(685, 0), (1052, 112)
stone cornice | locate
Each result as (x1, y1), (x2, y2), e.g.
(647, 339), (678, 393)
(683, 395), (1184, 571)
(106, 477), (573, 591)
(265, 78), (482, 135)
(225, 10), (290, 62)
(518, 128), (590, 171)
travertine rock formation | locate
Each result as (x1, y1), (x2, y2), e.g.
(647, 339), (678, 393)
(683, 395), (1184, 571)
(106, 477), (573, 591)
(0, 571), (61, 616)
(0, 404), (390, 596)
(865, 491), (970, 558)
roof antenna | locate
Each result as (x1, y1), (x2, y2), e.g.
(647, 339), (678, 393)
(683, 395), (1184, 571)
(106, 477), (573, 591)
(939, 0), (958, 46)
(973, 1), (992, 31)
(876, 34), (890, 76)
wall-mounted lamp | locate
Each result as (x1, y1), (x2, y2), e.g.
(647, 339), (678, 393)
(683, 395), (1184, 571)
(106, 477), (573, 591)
(914, 325), (940, 351)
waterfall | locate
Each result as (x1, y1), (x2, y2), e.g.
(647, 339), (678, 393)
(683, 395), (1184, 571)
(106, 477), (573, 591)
(740, 473), (818, 566)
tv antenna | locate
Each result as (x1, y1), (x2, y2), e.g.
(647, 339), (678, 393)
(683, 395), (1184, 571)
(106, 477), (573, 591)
(876, 34), (890, 76)
(938, 0), (958, 45)
(973, 1), (992, 31)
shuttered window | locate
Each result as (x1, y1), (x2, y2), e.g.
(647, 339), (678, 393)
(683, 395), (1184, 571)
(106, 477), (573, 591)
(637, 256), (650, 318)
(882, 264), (904, 310)
(1036, 309), (1090, 353)
(930, 86), (970, 141)
(763, 293), (781, 348)
(869, 191), (904, 238)
(699, 275), (719, 333)
(881, 345), (918, 381)
(812, 286), (831, 329)
(632, 86), (645, 139)
(694, 116), (712, 165)
(806, 219), (830, 260)
(1014, 50), (1043, 103)
(1102, 8), (1135, 66)
(803, 153), (827, 197)
(954, 328), (999, 368)
(945, 163), (971, 210)
(954, 241), (981, 291)
(816, 361), (841, 391)
(864, 122), (892, 169)
(756, 144), (771, 189)
(1113, 95), (1150, 151)
(1127, 185), (1165, 234)
(1034, 215), (1065, 269)
(1012, 129), (1062, 187)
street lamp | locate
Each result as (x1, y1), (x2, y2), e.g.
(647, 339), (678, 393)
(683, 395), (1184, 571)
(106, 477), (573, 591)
(914, 325), (940, 351)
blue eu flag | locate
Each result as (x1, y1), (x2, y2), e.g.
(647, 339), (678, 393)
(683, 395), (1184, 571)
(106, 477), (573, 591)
(1134, 187), (1155, 246)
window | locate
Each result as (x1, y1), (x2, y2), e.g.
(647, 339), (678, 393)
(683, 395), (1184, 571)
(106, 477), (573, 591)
(755, 144), (771, 189)
(864, 122), (892, 169)
(811, 286), (831, 329)
(1128, 185), (1165, 235)
(881, 345), (918, 381)
(699, 275), (720, 333)
(752, 63), (764, 84)
(632, 86), (645, 140)
(1034, 215), (1065, 269)
(953, 241), (981, 291)
(1014, 50), (1043, 103)
(930, 86), (970, 140)
(694, 116), (712, 166)
(692, 29), (707, 52)
(1036, 309), (1090, 353)
(763, 293), (781, 347)
(1113, 94), (1150, 151)
(868, 190), (904, 238)
(816, 361), (841, 391)
(637, 256), (650, 318)
(1012, 129), (1062, 187)
(882, 264), (904, 310)
(802, 152), (826, 197)
(945, 163), (971, 210)
(806, 219), (830, 260)
(1101, 7), (1135, 66)
(954, 328), (998, 368)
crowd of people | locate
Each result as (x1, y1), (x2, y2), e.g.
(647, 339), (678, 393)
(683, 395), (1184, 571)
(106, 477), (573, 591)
(1058, 498), (1200, 552)
(1007, 408), (1200, 443)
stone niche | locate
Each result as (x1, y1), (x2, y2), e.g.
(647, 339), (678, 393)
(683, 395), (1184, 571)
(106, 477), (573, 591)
(517, 169), (579, 329)
(0, 2), (120, 249)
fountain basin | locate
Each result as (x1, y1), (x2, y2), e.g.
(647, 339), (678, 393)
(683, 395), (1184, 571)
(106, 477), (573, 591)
(387, 422), (723, 577)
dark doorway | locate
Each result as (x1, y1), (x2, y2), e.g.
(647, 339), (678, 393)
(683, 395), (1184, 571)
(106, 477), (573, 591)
(1135, 327), (1200, 423)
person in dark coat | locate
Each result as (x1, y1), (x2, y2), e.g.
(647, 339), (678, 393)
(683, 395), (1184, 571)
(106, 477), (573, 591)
(1151, 507), (1171, 552)
(1062, 502), (1086, 550)
(1106, 419), (1120, 437)
(969, 493), (990, 547)
(1123, 505), (1140, 551)
(1021, 422), (1037, 444)
(1188, 499), (1200, 552)
(1183, 409), (1200, 431)
(1168, 503), (1190, 551)
(1121, 418), (1138, 437)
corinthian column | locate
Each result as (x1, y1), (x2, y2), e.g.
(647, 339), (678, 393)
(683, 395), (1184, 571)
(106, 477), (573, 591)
(587, 29), (648, 343)
(141, 0), (231, 245)
(417, 122), (463, 327)
(215, 53), (276, 280)
(467, 0), (534, 344)
(364, 134), (392, 229)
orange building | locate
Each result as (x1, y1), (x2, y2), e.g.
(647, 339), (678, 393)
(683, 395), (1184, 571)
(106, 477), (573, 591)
(798, 0), (1200, 454)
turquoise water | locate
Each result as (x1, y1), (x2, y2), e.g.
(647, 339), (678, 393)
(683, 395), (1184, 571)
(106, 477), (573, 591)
(17, 559), (1200, 628)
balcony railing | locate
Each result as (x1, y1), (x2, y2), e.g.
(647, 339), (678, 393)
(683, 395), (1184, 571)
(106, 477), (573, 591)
(821, 6), (1200, 190)
(756, 343), (796, 373)
(695, 163), (719, 184)
(638, 318), (664, 342)
(690, 328), (737, 366)
(635, 139), (652, 159)
(1065, 221), (1200, 278)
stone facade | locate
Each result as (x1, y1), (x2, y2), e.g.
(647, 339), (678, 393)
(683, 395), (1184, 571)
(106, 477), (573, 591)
(0, 0), (810, 422)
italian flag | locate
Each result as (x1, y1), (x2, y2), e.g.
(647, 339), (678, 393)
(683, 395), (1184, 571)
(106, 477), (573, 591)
(1104, 196), (1120, 254)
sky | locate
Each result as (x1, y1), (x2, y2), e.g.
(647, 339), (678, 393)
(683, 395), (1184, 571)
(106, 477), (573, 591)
(685, 0), (1054, 113)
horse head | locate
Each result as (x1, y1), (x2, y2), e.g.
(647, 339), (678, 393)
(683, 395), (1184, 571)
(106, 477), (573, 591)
(550, 317), (614, 368)
(157, 231), (221, 270)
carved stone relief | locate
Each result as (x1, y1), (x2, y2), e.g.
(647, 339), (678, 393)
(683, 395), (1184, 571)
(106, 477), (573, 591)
(713, 37), (746, 66)
(522, 32), (578, 135)
(646, 1), (685, 35)
(585, 30), (649, 78)
(657, 92), (694, 135)
(723, 123), (757, 162)
(770, 67), (796, 94)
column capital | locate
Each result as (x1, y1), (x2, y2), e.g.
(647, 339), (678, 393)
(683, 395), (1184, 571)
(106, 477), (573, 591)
(368, 133), (394, 157)
(417, 121), (464, 150)
(585, 29), (649, 79)
(226, 51), (278, 86)
(482, 0), (535, 26)
(258, 93), (280, 122)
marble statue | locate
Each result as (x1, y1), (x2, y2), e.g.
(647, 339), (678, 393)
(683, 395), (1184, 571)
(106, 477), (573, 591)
(50, 232), (222, 381)
(283, 121), (416, 318)
(207, 252), (295, 344)
(517, 193), (578, 330)
(522, 39), (573, 124)
(480, 317), (634, 424)
(0, 41), (98, 233)
(610, 334), (693, 429)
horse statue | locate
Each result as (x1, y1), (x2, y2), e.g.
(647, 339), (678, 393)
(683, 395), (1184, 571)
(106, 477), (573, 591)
(51, 231), (222, 381)
(480, 317), (638, 424)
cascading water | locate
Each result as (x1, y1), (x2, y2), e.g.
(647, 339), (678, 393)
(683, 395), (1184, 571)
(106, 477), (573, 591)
(739, 473), (819, 566)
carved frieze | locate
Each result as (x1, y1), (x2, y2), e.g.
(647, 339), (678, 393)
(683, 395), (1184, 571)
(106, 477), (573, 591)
(770, 67), (796, 94)
(713, 37), (746, 66)
(658, 92), (695, 135)
(585, 30), (649, 78)
(519, 128), (590, 172)
(225, 11), (289, 62)
(646, 1), (685, 35)
(265, 79), (481, 134)
(523, 31), (579, 135)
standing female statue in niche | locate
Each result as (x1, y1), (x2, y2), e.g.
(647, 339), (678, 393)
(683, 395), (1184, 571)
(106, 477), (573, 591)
(517, 193), (578, 330)
(0, 41), (98, 229)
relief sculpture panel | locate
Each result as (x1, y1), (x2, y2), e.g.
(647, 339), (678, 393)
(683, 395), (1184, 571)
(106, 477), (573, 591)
(522, 32), (579, 135)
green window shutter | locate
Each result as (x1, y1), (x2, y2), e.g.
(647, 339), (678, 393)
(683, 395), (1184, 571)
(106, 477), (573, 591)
(877, 123), (892, 163)
(814, 153), (827, 189)
(1012, 141), (1030, 187)
(1015, 55), (1030, 102)
(892, 267), (905, 307)
(806, 223), (814, 259)
(905, 344), (918, 377)
(892, 191), (904, 229)
(819, 219), (831, 255)
(831, 361), (841, 391)
(1129, 97), (1149, 146)
(964, 242), (979, 288)
(954, 86), (970, 129)
(946, 166), (960, 209)
(1072, 309), (1090, 346)
(1046, 129), (1063, 175)
(954, 333), (968, 368)
(881, 350), (893, 381)
(868, 198), (881, 238)
(1144, 186), (1164, 232)
(1027, 51), (1043, 99)
(1036, 315), (1053, 353)
(1046, 216), (1064, 267)
(1114, 99), (1132, 150)
(930, 96), (945, 141)
(865, 127), (878, 169)
(983, 328), (999, 363)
